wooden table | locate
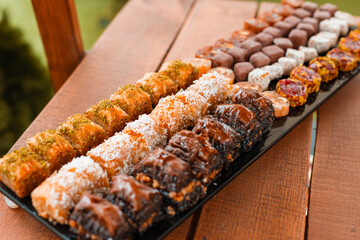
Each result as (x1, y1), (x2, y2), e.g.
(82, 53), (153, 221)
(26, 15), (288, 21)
(1, 0), (359, 239)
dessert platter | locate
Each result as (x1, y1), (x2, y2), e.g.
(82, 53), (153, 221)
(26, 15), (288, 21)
(1, 0), (360, 239)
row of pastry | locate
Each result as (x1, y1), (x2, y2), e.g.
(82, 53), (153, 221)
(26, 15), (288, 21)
(194, 1), (356, 88)
(0, 57), (212, 198)
(66, 86), (276, 239)
(31, 71), (232, 224)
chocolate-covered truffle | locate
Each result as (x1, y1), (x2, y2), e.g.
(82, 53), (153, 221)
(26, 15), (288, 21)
(293, 8), (312, 19)
(302, 17), (319, 31)
(284, 16), (301, 28)
(273, 21), (292, 37)
(212, 52), (234, 69)
(228, 47), (249, 63)
(313, 10), (331, 21)
(296, 22), (316, 37)
(261, 45), (285, 64)
(289, 29), (308, 49)
(254, 32), (274, 47)
(301, 2), (318, 13)
(249, 52), (271, 68)
(240, 39), (262, 55)
(319, 3), (338, 16)
(273, 38), (293, 51)
(263, 27), (282, 38)
(234, 62), (254, 82)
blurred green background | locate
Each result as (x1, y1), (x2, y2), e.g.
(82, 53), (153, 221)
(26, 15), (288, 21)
(0, 0), (127, 155)
(0, 0), (358, 156)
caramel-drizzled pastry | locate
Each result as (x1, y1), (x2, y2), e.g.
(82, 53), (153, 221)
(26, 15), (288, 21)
(214, 104), (262, 152)
(84, 99), (131, 137)
(0, 147), (50, 198)
(31, 156), (110, 224)
(182, 57), (212, 78)
(69, 193), (135, 240)
(282, 0), (303, 8)
(26, 130), (76, 173)
(327, 48), (358, 72)
(262, 91), (290, 118)
(338, 35), (360, 59)
(207, 67), (235, 84)
(214, 38), (242, 52)
(56, 114), (107, 156)
(272, 4), (294, 18)
(165, 130), (223, 184)
(231, 30), (255, 41)
(232, 88), (275, 133)
(159, 59), (199, 90)
(231, 82), (263, 94)
(308, 56), (339, 83)
(276, 78), (308, 107)
(290, 66), (321, 93)
(193, 116), (242, 166)
(133, 148), (206, 213)
(136, 72), (178, 107)
(106, 174), (163, 233)
(195, 45), (222, 61)
(244, 18), (269, 34)
(259, 11), (283, 26)
(109, 84), (152, 121)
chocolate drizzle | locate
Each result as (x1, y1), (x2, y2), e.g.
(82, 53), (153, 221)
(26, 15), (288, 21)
(165, 130), (223, 182)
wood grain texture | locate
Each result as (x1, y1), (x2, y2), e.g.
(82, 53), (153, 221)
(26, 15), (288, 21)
(1, 0), (195, 238)
(189, 1), (312, 239)
(0, 197), (59, 240)
(11, 0), (195, 151)
(164, 0), (258, 61)
(193, 116), (312, 240)
(164, 216), (193, 240)
(32, 0), (84, 92)
(307, 76), (360, 239)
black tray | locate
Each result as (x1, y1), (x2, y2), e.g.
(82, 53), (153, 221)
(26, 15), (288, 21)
(1, 65), (359, 240)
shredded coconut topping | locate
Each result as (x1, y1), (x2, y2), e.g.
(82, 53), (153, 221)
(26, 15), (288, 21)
(32, 156), (109, 224)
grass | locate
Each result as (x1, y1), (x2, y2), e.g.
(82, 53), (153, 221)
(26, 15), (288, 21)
(0, 0), (358, 67)
(0, 0), (126, 67)
(256, 0), (360, 15)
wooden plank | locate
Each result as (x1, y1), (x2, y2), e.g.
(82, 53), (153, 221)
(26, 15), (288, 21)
(1, 0), (195, 238)
(11, 0), (195, 151)
(192, 2), (311, 239)
(32, 0), (84, 92)
(163, 0), (256, 238)
(193, 117), (312, 239)
(307, 75), (360, 239)
(164, 0), (258, 61)
(0, 198), (59, 240)
(165, 216), (193, 240)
